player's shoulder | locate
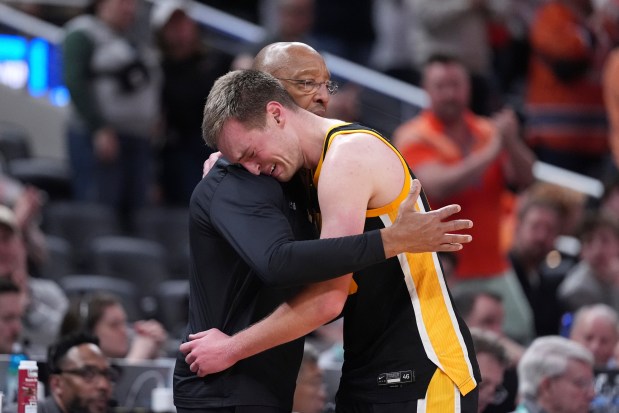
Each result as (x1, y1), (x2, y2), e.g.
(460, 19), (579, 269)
(327, 125), (394, 161)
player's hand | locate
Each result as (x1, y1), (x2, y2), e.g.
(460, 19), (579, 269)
(180, 329), (236, 376)
(382, 179), (473, 257)
(203, 152), (223, 178)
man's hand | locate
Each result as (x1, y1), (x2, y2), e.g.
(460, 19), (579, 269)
(126, 319), (168, 361)
(493, 108), (519, 149)
(381, 179), (473, 258)
(179, 329), (237, 376)
(203, 152), (223, 178)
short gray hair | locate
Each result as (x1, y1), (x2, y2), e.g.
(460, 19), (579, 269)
(517, 336), (593, 398)
(571, 303), (619, 336)
(201, 69), (298, 149)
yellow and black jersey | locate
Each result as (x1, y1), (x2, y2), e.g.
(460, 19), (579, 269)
(313, 123), (481, 404)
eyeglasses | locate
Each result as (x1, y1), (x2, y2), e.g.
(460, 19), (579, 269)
(60, 366), (119, 383)
(276, 78), (339, 95)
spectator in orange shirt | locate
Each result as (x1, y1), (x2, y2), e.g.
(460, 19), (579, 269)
(393, 54), (536, 343)
(525, 0), (612, 179)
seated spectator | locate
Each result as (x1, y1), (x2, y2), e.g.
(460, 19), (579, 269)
(0, 204), (67, 358)
(470, 328), (510, 413)
(60, 292), (167, 362)
(41, 332), (116, 413)
(510, 184), (574, 336)
(514, 336), (595, 413)
(453, 290), (524, 365)
(558, 212), (619, 311)
(521, 179), (588, 238)
(569, 304), (619, 369)
(454, 290), (522, 413)
(0, 278), (24, 354)
(292, 342), (328, 413)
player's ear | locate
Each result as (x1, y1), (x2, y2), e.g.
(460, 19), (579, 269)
(266, 101), (285, 128)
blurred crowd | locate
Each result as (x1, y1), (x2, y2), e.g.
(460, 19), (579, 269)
(2, 0), (619, 412)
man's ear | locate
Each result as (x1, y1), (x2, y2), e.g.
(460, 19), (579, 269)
(266, 101), (285, 128)
(539, 375), (553, 394)
(50, 374), (64, 396)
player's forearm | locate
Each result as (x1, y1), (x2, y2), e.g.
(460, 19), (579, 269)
(225, 278), (349, 362)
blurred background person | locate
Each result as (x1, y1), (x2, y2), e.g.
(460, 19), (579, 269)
(0, 176), (48, 277)
(509, 183), (574, 337)
(151, 0), (232, 205)
(454, 290), (522, 412)
(0, 204), (67, 358)
(470, 328), (510, 413)
(0, 278), (23, 354)
(60, 292), (168, 362)
(407, 0), (511, 115)
(514, 336), (595, 413)
(524, 0), (613, 180)
(569, 303), (619, 369)
(369, 0), (419, 85)
(62, 0), (161, 230)
(558, 212), (619, 311)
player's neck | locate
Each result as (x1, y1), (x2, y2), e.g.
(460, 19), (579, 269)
(298, 112), (343, 168)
